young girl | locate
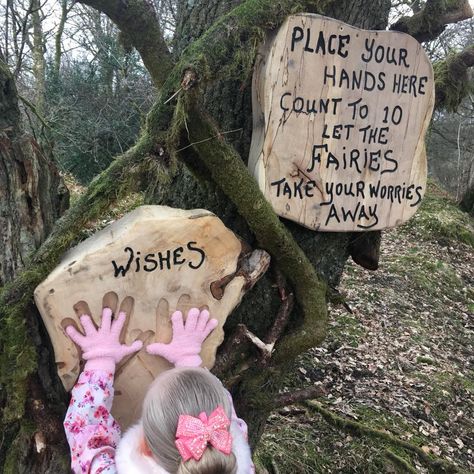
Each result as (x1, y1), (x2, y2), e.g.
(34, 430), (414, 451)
(64, 307), (254, 473)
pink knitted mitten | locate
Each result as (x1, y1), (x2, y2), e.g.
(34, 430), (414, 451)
(146, 308), (218, 367)
(66, 307), (143, 373)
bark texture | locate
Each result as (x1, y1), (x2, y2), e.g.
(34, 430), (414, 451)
(157, 0), (391, 444)
(0, 61), (68, 286)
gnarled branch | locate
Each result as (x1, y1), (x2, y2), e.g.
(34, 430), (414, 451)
(434, 44), (474, 111)
(390, 0), (473, 43)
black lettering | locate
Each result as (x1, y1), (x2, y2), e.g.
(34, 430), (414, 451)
(187, 241), (206, 269)
(378, 71), (386, 90)
(338, 34), (350, 58)
(350, 149), (361, 173)
(294, 97), (304, 113)
(291, 26), (304, 52)
(158, 250), (171, 270)
(399, 48), (409, 67)
(321, 182), (333, 206)
(315, 31), (326, 55)
(306, 181), (316, 197)
(304, 28), (314, 52)
(308, 144), (327, 173)
(382, 150), (397, 174)
(411, 186), (423, 207)
(418, 76), (428, 95)
(356, 181), (365, 198)
(173, 247), (185, 265)
(342, 202), (360, 222)
(112, 247), (134, 277)
(325, 204), (340, 225)
(323, 65), (336, 86)
(328, 34), (337, 54)
(283, 182), (292, 198)
(280, 92), (291, 112)
(143, 253), (158, 272)
(294, 178), (304, 199)
(271, 178), (286, 197)
(374, 45), (384, 63)
(361, 38), (374, 63)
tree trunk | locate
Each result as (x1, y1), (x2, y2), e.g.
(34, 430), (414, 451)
(158, 0), (391, 445)
(0, 61), (68, 287)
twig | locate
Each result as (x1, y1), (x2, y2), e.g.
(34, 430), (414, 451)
(213, 324), (255, 379)
(164, 87), (182, 104)
(175, 128), (243, 153)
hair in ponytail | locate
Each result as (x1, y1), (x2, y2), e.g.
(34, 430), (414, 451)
(143, 368), (237, 474)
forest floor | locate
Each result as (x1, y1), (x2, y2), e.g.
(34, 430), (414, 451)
(255, 182), (474, 474)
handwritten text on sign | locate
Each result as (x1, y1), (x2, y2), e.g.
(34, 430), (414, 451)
(248, 14), (434, 231)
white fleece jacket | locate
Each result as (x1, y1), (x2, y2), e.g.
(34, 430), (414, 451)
(115, 421), (254, 474)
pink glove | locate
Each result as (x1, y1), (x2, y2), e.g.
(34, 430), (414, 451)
(66, 308), (143, 374)
(146, 308), (218, 367)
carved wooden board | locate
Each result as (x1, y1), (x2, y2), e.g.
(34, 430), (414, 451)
(249, 14), (435, 231)
(34, 206), (268, 428)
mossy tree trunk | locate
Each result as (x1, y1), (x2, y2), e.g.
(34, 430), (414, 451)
(160, 0), (391, 446)
(0, 61), (68, 287)
(0, 0), (472, 472)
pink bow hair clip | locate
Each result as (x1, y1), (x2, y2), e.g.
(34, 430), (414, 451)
(175, 405), (233, 462)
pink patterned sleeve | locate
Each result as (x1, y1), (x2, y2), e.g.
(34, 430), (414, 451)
(64, 370), (120, 474)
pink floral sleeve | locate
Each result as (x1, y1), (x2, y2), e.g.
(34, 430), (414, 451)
(64, 370), (120, 473)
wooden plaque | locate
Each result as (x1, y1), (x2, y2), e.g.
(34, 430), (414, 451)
(34, 206), (268, 428)
(249, 14), (435, 231)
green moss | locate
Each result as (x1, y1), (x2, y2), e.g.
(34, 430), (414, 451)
(416, 356), (435, 365)
(329, 313), (365, 347)
(185, 101), (328, 364)
(434, 50), (473, 112)
(403, 182), (474, 247)
(3, 422), (35, 474)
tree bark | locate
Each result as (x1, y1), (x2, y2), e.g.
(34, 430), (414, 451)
(158, 0), (391, 445)
(0, 61), (68, 287)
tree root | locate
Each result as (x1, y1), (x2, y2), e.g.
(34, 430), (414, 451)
(306, 401), (466, 474)
(384, 449), (419, 474)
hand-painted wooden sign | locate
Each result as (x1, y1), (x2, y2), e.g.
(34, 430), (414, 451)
(34, 206), (269, 428)
(249, 14), (434, 231)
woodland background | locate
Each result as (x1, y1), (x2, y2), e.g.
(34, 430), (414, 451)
(0, 0), (473, 473)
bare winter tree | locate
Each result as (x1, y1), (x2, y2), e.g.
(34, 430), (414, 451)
(0, 0), (473, 472)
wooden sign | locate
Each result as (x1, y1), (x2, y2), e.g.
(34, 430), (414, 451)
(34, 206), (269, 428)
(249, 14), (434, 231)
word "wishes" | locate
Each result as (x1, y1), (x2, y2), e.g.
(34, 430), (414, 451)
(111, 242), (206, 277)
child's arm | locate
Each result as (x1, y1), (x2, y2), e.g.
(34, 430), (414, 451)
(146, 309), (255, 471)
(64, 308), (142, 474)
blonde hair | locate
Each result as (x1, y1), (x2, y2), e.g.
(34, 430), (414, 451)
(142, 368), (237, 474)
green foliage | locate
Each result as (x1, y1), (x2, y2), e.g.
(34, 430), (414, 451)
(403, 181), (474, 248)
(45, 50), (153, 184)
